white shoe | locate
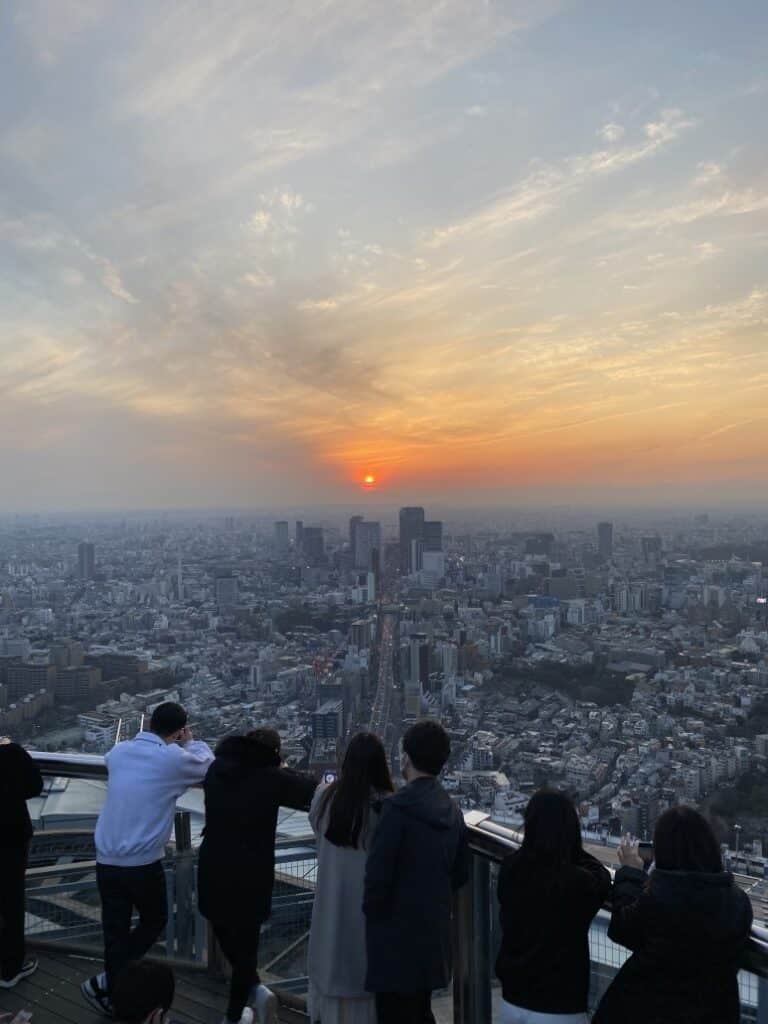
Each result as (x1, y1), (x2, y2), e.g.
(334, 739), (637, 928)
(254, 984), (278, 1023)
(220, 1011), (253, 1024)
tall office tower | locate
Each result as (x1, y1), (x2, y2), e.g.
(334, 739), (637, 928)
(215, 573), (238, 611)
(399, 506), (425, 573)
(404, 632), (429, 716)
(349, 515), (364, 564)
(597, 522), (614, 562)
(295, 520), (304, 552)
(423, 520), (443, 552)
(354, 521), (381, 571)
(177, 551), (183, 600)
(274, 520), (289, 555)
(78, 541), (95, 580)
(302, 526), (325, 566)
(410, 538), (424, 573)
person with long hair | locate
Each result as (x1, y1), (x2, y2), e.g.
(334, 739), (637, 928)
(308, 732), (394, 1024)
(496, 788), (611, 1024)
(593, 806), (752, 1024)
(198, 728), (317, 1024)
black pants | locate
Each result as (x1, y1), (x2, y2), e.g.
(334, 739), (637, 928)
(97, 861), (168, 995)
(211, 920), (263, 1022)
(375, 991), (436, 1024)
(0, 842), (29, 982)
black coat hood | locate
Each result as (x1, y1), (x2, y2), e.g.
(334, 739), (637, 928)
(390, 776), (459, 830)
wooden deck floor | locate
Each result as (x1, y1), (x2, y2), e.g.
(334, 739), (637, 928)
(0, 950), (304, 1023)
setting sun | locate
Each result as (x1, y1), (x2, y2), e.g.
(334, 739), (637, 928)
(363, 474), (377, 489)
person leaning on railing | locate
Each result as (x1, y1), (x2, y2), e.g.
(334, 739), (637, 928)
(0, 736), (43, 990)
(495, 788), (611, 1024)
(197, 727), (318, 1024)
(593, 806), (753, 1024)
(307, 731), (395, 1024)
(81, 702), (215, 1016)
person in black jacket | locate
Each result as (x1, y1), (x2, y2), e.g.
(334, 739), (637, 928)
(496, 788), (611, 1023)
(197, 728), (317, 1024)
(593, 806), (752, 1024)
(363, 720), (469, 1024)
(0, 737), (43, 989)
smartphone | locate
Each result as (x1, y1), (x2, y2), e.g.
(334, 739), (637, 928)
(638, 841), (654, 863)
(322, 770), (338, 786)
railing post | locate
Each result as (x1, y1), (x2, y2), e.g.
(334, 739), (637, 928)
(173, 811), (194, 960)
(452, 855), (492, 1024)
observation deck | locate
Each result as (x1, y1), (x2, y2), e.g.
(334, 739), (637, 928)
(6, 752), (768, 1024)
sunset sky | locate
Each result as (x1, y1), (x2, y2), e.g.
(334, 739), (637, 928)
(1, 1), (767, 510)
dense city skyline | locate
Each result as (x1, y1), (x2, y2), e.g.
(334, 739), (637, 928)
(1, 1), (767, 510)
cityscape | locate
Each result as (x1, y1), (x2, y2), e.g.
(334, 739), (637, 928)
(3, 505), (768, 871)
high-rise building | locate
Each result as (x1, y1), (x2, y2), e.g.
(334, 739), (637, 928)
(597, 522), (614, 562)
(423, 520), (443, 552)
(215, 573), (238, 610)
(295, 521), (304, 552)
(399, 507), (425, 573)
(274, 521), (289, 555)
(355, 521), (381, 571)
(404, 632), (429, 716)
(349, 515), (364, 564)
(312, 699), (343, 740)
(78, 541), (95, 580)
(302, 526), (325, 566)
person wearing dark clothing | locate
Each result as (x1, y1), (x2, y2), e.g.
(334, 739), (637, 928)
(198, 728), (317, 1024)
(112, 960), (175, 1024)
(364, 720), (469, 1024)
(0, 738), (43, 989)
(496, 789), (611, 1024)
(594, 806), (753, 1024)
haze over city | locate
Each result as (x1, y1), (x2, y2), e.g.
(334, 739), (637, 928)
(1, 1), (767, 511)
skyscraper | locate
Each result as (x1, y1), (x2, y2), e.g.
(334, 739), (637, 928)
(302, 526), (325, 566)
(597, 522), (614, 562)
(349, 515), (364, 564)
(354, 521), (381, 571)
(404, 633), (429, 716)
(78, 541), (95, 580)
(274, 520), (289, 555)
(215, 573), (238, 610)
(423, 520), (443, 552)
(399, 507), (425, 573)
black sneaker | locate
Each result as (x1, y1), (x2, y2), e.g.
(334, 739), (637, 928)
(81, 975), (113, 1016)
(0, 955), (38, 988)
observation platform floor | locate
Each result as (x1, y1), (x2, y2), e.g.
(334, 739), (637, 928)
(0, 950), (304, 1024)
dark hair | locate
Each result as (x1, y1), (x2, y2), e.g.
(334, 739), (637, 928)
(402, 719), (450, 776)
(245, 727), (282, 767)
(112, 961), (175, 1023)
(323, 732), (394, 849)
(149, 702), (187, 738)
(652, 805), (723, 873)
(519, 788), (583, 870)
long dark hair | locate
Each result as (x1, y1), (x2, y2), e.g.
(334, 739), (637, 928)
(519, 788), (583, 870)
(652, 806), (723, 873)
(323, 732), (394, 849)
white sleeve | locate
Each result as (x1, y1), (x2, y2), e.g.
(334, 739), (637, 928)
(168, 740), (215, 790)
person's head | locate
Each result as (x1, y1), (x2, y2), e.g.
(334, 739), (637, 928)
(401, 720), (450, 780)
(149, 702), (187, 744)
(244, 726), (282, 767)
(652, 805), (723, 873)
(112, 961), (175, 1024)
(324, 731), (394, 848)
(519, 788), (583, 869)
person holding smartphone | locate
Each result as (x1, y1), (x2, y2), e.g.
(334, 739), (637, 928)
(594, 807), (752, 1024)
(81, 703), (214, 1015)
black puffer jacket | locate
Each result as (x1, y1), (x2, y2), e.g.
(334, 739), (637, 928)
(0, 742), (43, 847)
(593, 865), (753, 1024)
(363, 776), (469, 993)
(197, 736), (316, 925)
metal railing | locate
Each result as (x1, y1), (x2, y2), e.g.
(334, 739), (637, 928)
(26, 752), (768, 1022)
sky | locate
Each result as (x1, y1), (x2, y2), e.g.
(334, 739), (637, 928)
(1, 0), (767, 511)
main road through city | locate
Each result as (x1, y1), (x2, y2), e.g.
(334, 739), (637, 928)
(368, 605), (402, 774)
